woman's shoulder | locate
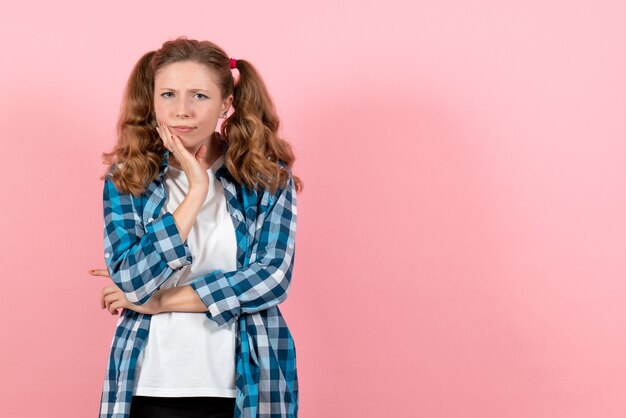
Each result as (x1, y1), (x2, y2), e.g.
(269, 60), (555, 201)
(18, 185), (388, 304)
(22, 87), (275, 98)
(103, 162), (162, 203)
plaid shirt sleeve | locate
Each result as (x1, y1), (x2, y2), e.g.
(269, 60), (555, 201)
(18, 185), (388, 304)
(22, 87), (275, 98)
(188, 171), (297, 328)
(102, 175), (193, 305)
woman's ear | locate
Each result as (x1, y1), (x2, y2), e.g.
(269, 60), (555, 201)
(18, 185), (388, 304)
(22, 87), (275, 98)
(222, 94), (234, 114)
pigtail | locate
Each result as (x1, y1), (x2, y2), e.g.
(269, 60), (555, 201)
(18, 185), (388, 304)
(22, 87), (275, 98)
(222, 59), (303, 194)
(100, 51), (164, 196)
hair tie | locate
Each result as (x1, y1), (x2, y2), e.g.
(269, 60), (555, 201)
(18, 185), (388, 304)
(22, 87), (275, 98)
(229, 58), (237, 69)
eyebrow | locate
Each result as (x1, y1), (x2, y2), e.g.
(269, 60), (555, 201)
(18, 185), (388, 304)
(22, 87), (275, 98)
(159, 88), (210, 93)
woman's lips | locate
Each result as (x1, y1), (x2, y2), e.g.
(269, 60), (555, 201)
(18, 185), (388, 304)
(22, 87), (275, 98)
(172, 126), (195, 133)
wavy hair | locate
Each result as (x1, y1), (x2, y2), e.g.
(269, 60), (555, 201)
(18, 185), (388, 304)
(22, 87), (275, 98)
(100, 36), (303, 196)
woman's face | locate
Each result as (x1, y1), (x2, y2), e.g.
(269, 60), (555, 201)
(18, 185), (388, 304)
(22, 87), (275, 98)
(153, 60), (232, 153)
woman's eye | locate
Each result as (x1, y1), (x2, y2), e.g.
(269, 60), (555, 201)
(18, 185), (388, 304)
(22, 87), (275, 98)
(160, 92), (207, 99)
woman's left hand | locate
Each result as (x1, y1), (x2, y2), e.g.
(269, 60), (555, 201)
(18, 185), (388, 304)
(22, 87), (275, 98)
(90, 269), (160, 316)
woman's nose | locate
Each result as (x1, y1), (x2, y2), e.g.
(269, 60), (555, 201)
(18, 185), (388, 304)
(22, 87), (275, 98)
(175, 100), (191, 118)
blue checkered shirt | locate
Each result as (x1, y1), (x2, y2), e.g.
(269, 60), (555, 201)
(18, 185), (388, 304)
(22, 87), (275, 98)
(98, 149), (299, 417)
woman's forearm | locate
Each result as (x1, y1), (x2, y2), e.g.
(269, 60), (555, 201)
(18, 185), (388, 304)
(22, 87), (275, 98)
(155, 285), (208, 313)
(172, 188), (207, 242)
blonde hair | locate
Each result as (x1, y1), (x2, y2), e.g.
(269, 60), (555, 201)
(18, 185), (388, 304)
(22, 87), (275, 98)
(100, 36), (303, 196)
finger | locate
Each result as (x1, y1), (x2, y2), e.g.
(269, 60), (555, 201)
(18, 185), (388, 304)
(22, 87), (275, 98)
(111, 303), (123, 316)
(101, 285), (118, 297)
(163, 124), (177, 151)
(109, 299), (121, 315)
(164, 125), (190, 156)
(103, 294), (113, 311)
(89, 268), (110, 277)
(167, 128), (187, 156)
(102, 287), (121, 310)
(102, 289), (124, 302)
(157, 121), (173, 152)
(158, 127), (172, 152)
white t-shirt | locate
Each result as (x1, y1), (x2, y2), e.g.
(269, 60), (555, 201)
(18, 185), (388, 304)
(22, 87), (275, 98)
(134, 153), (238, 398)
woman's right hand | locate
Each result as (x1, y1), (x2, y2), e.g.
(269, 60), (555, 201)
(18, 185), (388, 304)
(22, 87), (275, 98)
(157, 120), (210, 195)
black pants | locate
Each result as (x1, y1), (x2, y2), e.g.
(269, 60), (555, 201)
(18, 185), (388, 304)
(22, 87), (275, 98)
(129, 395), (235, 418)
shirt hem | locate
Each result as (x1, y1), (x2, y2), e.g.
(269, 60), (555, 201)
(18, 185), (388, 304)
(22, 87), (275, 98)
(134, 386), (236, 397)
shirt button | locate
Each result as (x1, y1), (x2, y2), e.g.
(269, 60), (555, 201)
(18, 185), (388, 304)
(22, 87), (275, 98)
(104, 252), (110, 259)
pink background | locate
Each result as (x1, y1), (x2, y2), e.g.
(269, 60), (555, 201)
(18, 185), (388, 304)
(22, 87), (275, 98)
(1, 1), (625, 417)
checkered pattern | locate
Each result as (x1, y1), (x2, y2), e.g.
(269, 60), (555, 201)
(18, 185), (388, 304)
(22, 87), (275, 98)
(103, 180), (194, 305)
(98, 149), (299, 418)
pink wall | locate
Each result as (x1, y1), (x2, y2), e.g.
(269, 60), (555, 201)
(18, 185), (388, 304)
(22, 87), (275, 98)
(1, 1), (625, 417)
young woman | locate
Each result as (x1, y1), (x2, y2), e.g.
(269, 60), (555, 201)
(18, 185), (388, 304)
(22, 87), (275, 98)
(88, 37), (302, 418)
